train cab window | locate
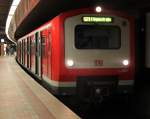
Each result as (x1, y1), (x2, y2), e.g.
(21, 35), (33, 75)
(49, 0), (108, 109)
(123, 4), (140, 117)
(75, 25), (121, 49)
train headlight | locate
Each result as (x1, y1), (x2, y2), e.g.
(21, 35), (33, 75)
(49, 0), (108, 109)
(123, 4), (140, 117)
(66, 60), (74, 67)
(122, 60), (129, 66)
(95, 6), (102, 13)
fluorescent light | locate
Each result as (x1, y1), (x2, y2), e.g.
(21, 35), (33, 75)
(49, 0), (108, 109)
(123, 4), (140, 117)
(9, 6), (16, 15)
(12, 0), (21, 6)
(1, 39), (4, 43)
(5, 0), (21, 43)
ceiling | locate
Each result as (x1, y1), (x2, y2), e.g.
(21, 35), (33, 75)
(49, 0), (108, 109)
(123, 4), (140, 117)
(1, 0), (150, 41)
(15, 0), (150, 39)
(0, 0), (13, 43)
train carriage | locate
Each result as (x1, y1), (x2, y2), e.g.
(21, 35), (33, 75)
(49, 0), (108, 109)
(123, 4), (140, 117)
(17, 6), (135, 100)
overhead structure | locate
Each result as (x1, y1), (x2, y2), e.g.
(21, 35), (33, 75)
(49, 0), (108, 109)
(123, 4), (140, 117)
(7, 0), (40, 41)
(7, 0), (150, 42)
(8, 0), (100, 41)
(0, 0), (13, 44)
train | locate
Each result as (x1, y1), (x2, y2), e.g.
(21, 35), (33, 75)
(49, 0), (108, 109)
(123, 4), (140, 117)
(17, 6), (135, 101)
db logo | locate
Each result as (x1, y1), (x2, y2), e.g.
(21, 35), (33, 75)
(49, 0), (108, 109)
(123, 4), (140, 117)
(94, 60), (103, 66)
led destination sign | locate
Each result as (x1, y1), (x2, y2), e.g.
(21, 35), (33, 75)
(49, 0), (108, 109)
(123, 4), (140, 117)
(82, 16), (113, 23)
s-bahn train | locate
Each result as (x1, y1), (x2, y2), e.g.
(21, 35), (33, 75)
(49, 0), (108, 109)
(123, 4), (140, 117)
(17, 6), (135, 100)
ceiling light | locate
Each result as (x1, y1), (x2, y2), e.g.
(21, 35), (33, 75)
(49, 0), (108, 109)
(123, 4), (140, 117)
(1, 39), (4, 43)
(5, 0), (21, 43)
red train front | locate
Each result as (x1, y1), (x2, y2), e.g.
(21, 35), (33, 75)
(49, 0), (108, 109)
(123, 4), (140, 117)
(17, 7), (135, 100)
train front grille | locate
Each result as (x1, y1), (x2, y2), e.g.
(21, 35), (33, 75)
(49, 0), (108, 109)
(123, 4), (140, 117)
(76, 76), (118, 100)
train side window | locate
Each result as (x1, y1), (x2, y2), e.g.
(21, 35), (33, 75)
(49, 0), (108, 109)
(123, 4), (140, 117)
(75, 25), (121, 49)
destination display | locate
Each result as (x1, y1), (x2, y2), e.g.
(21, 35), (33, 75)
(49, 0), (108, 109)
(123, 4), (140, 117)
(82, 16), (113, 23)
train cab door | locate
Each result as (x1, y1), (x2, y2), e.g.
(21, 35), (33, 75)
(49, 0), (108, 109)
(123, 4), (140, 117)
(35, 32), (42, 77)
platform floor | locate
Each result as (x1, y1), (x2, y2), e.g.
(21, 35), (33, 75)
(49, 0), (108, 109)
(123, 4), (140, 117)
(0, 56), (80, 119)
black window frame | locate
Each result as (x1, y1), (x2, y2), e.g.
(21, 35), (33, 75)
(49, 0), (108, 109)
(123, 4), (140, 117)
(74, 25), (121, 49)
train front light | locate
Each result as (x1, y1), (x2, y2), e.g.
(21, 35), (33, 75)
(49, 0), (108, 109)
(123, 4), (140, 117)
(66, 60), (74, 67)
(95, 6), (102, 13)
(122, 59), (129, 66)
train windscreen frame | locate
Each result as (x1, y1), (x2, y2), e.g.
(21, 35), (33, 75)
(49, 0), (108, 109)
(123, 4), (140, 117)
(75, 25), (121, 49)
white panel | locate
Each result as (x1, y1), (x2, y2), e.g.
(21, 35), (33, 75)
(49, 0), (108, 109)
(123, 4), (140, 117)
(64, 14), (130, 69)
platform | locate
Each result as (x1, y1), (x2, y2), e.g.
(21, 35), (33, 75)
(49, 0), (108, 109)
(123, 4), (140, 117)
(0, 56), (80, 119)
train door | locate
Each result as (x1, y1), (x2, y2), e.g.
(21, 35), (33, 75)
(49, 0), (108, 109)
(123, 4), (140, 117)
(38, 33), (42, 77)
(20, 42), (21, 62)
(23, 40), (25, 65)
(29, 37), (32, 69)
(35, 32), (39, 75)
(41, 30), (48, 80)
(47, 31), (52, 80)
(35, 32), (42, 77)
(25, 39), (27, 67)
(20, 41), (22, 63)
(17, 41), (21, 62)
(31, 35), (35, 73)
(41, 29), (51, 81)
(27, 37), (30, 68)
(21, 40), (24, 64)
